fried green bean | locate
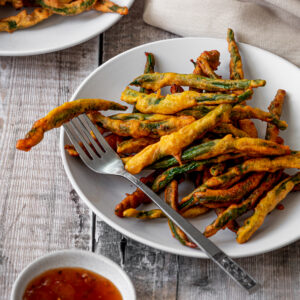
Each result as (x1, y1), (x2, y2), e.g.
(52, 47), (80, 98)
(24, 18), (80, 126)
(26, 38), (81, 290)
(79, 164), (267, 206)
(165, 180), (197, 248)
(125, 104), (232, 174)
(117, 137), (158, 154)
(197, 50), (221, 79)
(143, 52), (155, 74)
(178, 105), (287, 130)
(204, 153), (300, 189)
(151, 153), (245, 192)
(150, 135), (290, 170)
(180, 173), (264, 210)
(123, 208), (164, 219)
(109, 112), (171, 121)
(204, 171), (282, 237)
(122, 205), (209, 219)
(265, 89), (286, 141)
(210, 163), (226, 176)
(236, 172), (300, 243)
(39, 0), (96, 15)
(130, 72), (266, 92)
(214, 207), (239, 235)
(231, 105), (287, 130)
(213, 123), (250, 137)
(0, 8), (53, 33)
(115, 173), (155, 217)
(93, 0), (129, 15)
(121, 88), (252, 114)
(91, 113), (195, 138)
(16, 98), (126, 151)
(227, 28), (244, 80)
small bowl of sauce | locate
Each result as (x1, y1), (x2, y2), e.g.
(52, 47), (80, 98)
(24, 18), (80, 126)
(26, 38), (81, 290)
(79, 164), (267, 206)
(11, 250), (136, 300)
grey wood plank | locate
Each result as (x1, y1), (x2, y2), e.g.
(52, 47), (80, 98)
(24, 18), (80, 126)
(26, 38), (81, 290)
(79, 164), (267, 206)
(94, 1), (178, 299)
(0, 38), (99, 299)
(177, 241), (300, 300)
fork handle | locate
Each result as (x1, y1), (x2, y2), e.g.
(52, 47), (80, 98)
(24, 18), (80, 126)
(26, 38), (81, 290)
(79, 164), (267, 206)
(122, 171), (260, 294)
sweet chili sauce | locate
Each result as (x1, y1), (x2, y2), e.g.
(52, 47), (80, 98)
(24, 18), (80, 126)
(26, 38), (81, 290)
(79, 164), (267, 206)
(23, 267), (123, 300)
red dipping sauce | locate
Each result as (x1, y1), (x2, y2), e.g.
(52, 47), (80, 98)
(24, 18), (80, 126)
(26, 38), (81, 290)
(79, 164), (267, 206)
(23, 267), (123, 300)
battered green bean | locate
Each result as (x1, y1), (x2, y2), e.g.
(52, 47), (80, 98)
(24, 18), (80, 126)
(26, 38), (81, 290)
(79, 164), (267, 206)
(130, 72), (266, 92)
(227, 28), (244, 80)
(204, 153), (300, 189)
(121, 87), (252, 114)
(16, 98), (126, 151)
(237, 172), (300, 243)
(91, 113), (195, 138)
(39, 0), (96, 15)
(265, 89), (286, 141)
(204, 171), (282, 237)
(180, 173), (264, 210)
(150, 135), (290, 170)
(151, 153), (245, 192)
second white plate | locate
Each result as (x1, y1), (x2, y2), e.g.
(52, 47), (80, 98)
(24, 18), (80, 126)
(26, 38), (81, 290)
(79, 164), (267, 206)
(60, 37), (300, 258)
(0, 0), (134, 56)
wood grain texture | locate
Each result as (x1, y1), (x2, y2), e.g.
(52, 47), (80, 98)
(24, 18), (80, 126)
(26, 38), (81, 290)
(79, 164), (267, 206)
(0, 39), (99, 299)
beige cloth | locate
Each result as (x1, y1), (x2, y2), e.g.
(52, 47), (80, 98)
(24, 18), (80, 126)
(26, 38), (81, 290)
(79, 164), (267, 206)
(143, 0), (300, 66)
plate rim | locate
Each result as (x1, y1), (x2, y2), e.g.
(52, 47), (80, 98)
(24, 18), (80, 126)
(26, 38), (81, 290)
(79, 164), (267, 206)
(60, 37), (300, 258)
(0, 0), (135, 57)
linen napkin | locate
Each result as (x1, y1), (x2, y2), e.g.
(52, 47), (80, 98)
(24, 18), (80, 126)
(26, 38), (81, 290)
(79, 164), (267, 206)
(143, 0), (300, 66)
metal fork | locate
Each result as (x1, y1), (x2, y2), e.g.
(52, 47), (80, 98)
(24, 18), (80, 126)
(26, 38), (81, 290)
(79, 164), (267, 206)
(64, 114), (260, 294)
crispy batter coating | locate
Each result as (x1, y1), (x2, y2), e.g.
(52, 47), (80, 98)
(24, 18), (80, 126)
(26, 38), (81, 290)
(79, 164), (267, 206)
(181, 205), (209, 218)
(130, 72), (266, 92)
(117, 137), (158, 154)
(0, 8), (53, 33)
(197, 50), (221, 79)
(93, 0), (129, 15)
(16, 98), (126, 151)
(227, 28), (244, 80)
(265, 89), (286, 141)
(214, 208), (239, 235)
(39, 0), (96, 16)
(237, 120), (258, 138)
(109, 112), (171, 121)
(204, 153), (300, 189)
(121, 87), (252, 114)
(192, 135), (290, 161)
(232, 105), (288, 130)
(213, 123), (250, 137)
(180, 173), (264, 211)
(115, 173), (155, 217)
(194, 173), (264, 204)
(90, 113), (195, 138)
(236, 172), (300, 243)
(125, 104), (232, 174)
(152, 153), (245, 192)
(204, 171), (282, 237)
(123, 208), (164, 219)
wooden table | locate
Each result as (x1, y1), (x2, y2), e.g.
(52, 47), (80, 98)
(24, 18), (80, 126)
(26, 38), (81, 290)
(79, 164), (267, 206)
(0, 1), (299, 299)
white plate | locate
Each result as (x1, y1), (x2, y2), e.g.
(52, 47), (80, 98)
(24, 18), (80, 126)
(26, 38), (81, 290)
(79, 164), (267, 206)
(60, 38), (300, 258)
(0, 1), (134, 56)
(11, 249), (136, 300)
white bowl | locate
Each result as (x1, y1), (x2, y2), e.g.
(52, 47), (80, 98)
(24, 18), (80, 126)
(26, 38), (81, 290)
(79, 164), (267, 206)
(11, 249), (136, 300)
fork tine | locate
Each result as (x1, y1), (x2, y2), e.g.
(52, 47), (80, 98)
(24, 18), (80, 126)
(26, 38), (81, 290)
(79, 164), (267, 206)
(76, 116), (105, 156)
(64, 123), (92, 164)
(68, 120), (99, 160)
(81, 114), (112, 152)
